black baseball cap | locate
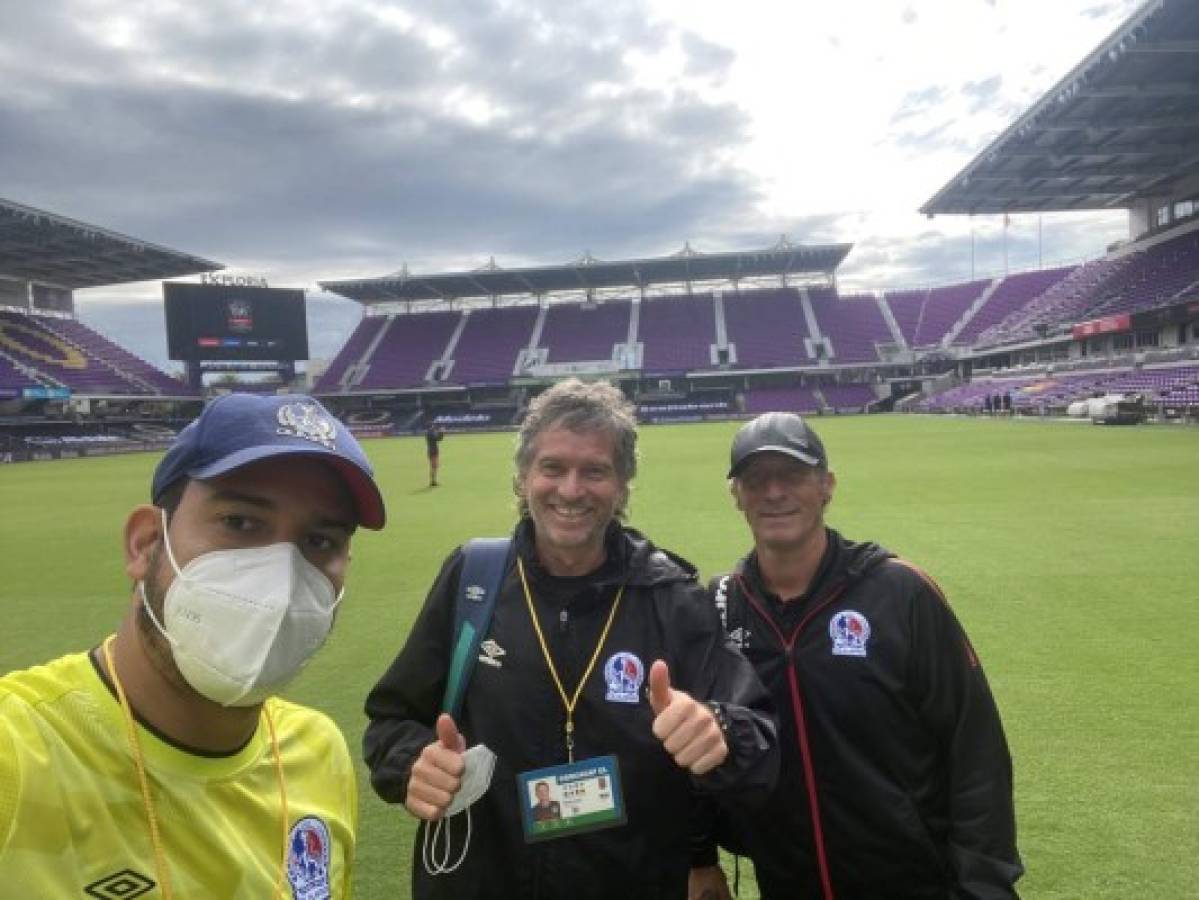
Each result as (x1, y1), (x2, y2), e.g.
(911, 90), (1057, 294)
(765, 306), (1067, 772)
(728, 412), (828, 478)
(152, 393), (386, 529)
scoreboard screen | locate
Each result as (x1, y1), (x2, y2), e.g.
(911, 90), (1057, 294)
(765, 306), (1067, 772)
(164, 283), (309, 361)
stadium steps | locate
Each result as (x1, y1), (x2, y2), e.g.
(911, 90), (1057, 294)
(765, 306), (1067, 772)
(942, 277), (1000, 347)
(0, 346), (64, 390)
(798, 289), (830, 362)
(712, 290), (729, 349)
(876, 294), (908, 349)
(346, 315), (396, 388)
(438, 310), (470, 377)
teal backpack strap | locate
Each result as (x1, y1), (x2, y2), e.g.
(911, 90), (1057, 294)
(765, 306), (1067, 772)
(441, 537), (513, 719)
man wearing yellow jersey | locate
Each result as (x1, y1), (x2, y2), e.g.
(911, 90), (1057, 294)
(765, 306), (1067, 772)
(0, 393), (386, 899)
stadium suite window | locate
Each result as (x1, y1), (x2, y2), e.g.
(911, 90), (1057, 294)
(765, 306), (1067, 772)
(1136, 331), (1159, 348)
(1113, 334), (1134, 351)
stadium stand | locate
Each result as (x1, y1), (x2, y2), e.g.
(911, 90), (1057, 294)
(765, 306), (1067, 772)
(639, 294), (716, 373)
(540, 299), (630, 363)
(449, 305), (539, 384)
(0, 355), (40, 395)
(41, 316), (188, 395)
(885, 288), (926, 348)
(953, 266), (1076, 346)
(313, 315), (388, 392)
(724, 289), (811, 368)
(1078, 230), (1199, 319)
(742, 385), (821, 414)
(885, 281), (989, 348)
(0, 311), (191, 396)
(819, 383), (880, 412)
(916, 364), (1199, 413)
(809, 289), (893, 362)
(918, 281), (990, 346)
(355, 311), (460, 389)
(974, 257), (1129, 346)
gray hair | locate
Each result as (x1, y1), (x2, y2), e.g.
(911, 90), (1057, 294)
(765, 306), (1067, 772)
(514, 378), (638, 517)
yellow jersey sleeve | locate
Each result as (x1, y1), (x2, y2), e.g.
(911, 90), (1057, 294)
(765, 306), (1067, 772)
(0, 695), (20, 854)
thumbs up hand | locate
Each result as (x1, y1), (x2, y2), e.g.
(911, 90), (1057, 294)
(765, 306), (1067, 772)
(647, 660), (729, 775)
(404, 713), (468, 821)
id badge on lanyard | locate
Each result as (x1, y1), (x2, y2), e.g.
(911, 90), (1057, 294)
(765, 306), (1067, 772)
(517, 755), (626, 842)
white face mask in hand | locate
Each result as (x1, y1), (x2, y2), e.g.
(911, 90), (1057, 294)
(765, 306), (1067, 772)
(141, 509), (343, 707)
(423, 743), (497, 876)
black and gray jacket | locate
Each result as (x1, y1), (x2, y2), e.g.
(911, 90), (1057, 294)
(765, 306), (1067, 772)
(364, 519), (779, 900)
(694, 528), (1023, 900)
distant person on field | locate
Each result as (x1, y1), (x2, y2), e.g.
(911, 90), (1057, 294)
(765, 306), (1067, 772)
(1003, 391), (1013, 416)
(690, 412), (1022, 900)
(0, 393), (386, 898)
(363, 377), (779, 899)
(425, 418), (445, 487)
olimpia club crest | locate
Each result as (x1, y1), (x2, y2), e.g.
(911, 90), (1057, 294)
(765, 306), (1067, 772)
(603, 651), (645, 703)
(277, 403), (338, 450)
(287, 816), (332, 900)
(829, 610), (871, 657)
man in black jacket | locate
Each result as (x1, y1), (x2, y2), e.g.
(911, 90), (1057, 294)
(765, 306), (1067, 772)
(364, 379), (778, 899)
(690, 412), (1023, 900)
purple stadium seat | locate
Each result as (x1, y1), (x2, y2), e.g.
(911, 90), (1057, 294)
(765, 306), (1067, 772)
(809, 289), (892, 361)
(639, 294), (716, 373)
(541, 301), (630, 363)
(356, 311), (461, 389)
(724, 289), (810, 368)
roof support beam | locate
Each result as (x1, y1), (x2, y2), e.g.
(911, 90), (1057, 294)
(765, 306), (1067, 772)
(1125, 40), (1199, 54)
(1038, 112), (1199, 132)
(1078, 82), (1199, 99)
(968, 165), (1177, 181)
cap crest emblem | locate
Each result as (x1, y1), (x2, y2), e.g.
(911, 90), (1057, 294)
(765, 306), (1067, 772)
(277, 402), (337, 450)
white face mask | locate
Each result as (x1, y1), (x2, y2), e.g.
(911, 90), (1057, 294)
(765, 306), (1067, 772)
(141, 509), (343, 707)
(423, 743), (496, 876)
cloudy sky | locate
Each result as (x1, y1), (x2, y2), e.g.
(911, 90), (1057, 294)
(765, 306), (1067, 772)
(1, 0), (1143, 370)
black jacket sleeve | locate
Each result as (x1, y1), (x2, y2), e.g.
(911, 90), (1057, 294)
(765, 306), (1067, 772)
(903, 563), (1024, 899)
(362, 550), (463, 804)
(662, 579), (780, 805)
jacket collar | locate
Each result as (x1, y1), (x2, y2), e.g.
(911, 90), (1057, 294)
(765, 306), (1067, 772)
(515, 517), (697, 589)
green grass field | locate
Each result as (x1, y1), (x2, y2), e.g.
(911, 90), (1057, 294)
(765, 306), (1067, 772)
(2, 415), (1197, 898)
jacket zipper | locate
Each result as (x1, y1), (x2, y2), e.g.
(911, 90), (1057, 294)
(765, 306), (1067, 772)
(736, 574), (849, 900)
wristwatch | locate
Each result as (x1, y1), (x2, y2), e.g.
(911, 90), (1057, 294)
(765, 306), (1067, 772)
(705, 701), (731, 735)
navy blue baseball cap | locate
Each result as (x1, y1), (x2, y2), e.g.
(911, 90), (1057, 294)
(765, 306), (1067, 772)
(152, 393), (386, 529)
(728, 412), (828, 478)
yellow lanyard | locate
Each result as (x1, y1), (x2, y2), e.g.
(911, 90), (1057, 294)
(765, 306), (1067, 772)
(101, 636), (290, 899)
(517, 557), (624, 763)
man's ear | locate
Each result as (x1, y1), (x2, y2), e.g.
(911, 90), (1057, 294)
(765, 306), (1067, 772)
(125, 505), (162, 582)
(822, 470), (837, 507)
(729, 479), (744, 512)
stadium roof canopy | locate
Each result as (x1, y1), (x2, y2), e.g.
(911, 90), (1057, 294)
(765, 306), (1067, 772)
(0, 197), (222, 289)
(320, 239), (853, 305)
(921, 0), (1199, 216)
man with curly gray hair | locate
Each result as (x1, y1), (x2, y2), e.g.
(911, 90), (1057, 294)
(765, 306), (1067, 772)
(365, 378), (779, 900)
(513, 377), (637, 521)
